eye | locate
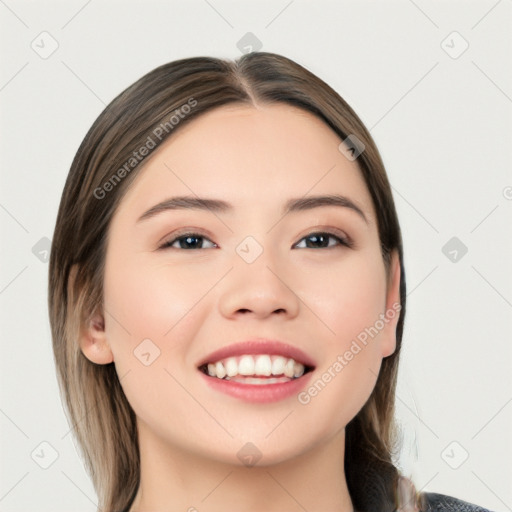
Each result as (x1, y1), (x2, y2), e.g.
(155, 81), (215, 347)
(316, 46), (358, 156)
(159, 232), (217, 250)
(158, 230), (352, 250)
(294, 231), (352, 249)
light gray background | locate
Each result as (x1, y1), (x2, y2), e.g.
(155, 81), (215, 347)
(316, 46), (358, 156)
(1, 1), (511, 511)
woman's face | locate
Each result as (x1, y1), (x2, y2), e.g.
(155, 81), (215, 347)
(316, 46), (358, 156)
(85, 103), (400, 465)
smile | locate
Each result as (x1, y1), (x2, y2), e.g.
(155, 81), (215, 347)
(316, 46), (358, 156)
(198, 354), (315, 403)
(199, 354), (313, 382)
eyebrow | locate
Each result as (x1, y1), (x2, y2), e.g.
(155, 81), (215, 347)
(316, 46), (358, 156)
(137, 194), (369, 224)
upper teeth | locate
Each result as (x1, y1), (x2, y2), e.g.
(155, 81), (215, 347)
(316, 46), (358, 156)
(206, 354), (305, 379)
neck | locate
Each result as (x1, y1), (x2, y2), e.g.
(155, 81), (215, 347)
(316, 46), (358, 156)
(129, 421), (354, 512)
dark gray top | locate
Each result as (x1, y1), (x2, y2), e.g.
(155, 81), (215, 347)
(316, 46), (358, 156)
(422, 492), (494, 512)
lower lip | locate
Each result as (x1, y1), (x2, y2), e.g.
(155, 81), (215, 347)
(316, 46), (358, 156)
(198, 370), (314, 403)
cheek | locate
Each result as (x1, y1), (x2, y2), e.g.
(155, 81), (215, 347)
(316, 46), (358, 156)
(102, 246), (229, 370)
(102, 253), (216, 426)
(103, 253), (214, 359)
(298, 251), (387, 349)
(292, 252), (388, 429)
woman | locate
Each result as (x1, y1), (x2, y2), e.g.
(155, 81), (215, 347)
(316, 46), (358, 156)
(48, 52), (493, 512)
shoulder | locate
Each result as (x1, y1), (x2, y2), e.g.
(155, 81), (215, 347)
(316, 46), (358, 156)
(420, 491), (495, 512)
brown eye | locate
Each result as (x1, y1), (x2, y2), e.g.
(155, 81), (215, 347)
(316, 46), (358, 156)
(294, 232), (352, 249)
(160, 233), (217, 250)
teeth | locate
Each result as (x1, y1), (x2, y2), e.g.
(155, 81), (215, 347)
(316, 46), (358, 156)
(239, 355), (255, 375)
(284, 358), (295, 378)
(202, 354), (307, 381)
(225, 357), (238, 377)
(293, 361), (305, 378)
(215, 361), (226, 379)
(254, 355), (272, 376)
(271, 356), (286, 375)
(227, 375), (292, 385)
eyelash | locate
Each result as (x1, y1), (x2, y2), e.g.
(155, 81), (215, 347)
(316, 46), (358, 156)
(158, 230), (354, 250)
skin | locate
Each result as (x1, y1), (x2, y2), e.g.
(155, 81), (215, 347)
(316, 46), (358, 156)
(80, 103), (401, 512)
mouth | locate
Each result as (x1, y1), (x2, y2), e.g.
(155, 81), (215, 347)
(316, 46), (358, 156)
(198, 354), (315, 385)
(196, 339), (316, 402)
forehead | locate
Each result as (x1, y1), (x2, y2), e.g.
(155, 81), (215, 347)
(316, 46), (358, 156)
(116, 103), (375, 222)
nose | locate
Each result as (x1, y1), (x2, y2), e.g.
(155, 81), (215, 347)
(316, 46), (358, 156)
(217, 250), (300, 321)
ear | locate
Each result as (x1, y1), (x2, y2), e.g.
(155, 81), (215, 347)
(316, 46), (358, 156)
(79, 309), (114, 364)
(68, 264), (113, 365)
(380, 249), (402, 358)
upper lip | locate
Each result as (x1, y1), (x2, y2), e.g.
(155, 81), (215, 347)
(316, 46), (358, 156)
(196, 338), (316, 369)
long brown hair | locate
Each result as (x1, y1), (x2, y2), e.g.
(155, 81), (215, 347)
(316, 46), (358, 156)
(49, 51), (418, 512)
